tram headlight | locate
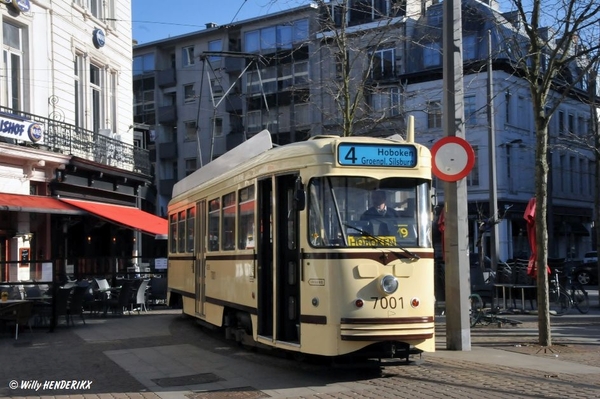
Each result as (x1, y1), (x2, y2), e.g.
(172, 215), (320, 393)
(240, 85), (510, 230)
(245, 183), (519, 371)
(380, 274), (398, 295)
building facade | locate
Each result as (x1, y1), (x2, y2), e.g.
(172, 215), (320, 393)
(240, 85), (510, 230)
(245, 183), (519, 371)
(0, 0), (163, 283)
(133, 0), (597, 262)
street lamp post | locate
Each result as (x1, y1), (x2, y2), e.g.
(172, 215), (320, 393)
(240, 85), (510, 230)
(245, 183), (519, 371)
(487, 31), (500, 272)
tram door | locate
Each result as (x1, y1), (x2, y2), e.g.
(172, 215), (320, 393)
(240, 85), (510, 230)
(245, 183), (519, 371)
(256, 174), (300, 342)
(257, 178), (273, 337)
(195, 200), (206, 317)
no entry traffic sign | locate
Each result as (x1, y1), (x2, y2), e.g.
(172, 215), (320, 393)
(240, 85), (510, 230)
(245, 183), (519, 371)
(431, 136), (475, 182)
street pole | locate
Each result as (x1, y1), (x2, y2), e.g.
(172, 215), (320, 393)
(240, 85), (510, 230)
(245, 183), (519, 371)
(443, 0), (471, 350)
(487, 31), (500, 272)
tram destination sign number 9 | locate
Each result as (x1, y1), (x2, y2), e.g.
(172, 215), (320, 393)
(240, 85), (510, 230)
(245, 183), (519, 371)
(337, 143), (417, 167)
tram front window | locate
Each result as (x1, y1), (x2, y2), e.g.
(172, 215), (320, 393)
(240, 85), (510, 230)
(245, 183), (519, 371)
(308, 177), (431, 248)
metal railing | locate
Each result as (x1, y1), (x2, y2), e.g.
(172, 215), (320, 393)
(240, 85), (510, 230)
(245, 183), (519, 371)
(0, 257), (166, 284)
(0, 106), (151, 175)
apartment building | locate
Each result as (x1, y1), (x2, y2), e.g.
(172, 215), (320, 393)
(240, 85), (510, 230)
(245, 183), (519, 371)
(133, 0), (596, 261)
(0, 1), (164, 283)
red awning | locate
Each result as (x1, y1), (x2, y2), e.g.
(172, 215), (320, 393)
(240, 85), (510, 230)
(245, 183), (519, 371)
(61, 198), (167, 236)
(0, 193), (84, 214)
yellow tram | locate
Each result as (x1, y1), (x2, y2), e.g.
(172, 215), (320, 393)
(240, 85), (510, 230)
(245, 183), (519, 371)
(167, 129), (435, 359)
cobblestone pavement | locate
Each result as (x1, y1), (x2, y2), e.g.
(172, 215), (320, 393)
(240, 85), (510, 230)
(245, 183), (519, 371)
(1, 309), (599, 399)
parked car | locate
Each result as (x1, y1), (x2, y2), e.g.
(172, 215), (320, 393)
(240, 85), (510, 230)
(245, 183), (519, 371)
(583, 251), (597, 264)
(573, 261), (598, 285)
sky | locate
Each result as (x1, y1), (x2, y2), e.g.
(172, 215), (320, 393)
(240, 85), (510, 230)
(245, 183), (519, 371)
(132, 0), (309, 45)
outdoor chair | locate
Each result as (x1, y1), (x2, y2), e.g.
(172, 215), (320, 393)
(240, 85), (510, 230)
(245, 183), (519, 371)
(67, 286), (87, 325)
(149, 277), (167, 308)
(105, 280), (133, 316)
(54, 287), (72, 327)
(130, 279), (150, 313)
(0, 301), (34, 339)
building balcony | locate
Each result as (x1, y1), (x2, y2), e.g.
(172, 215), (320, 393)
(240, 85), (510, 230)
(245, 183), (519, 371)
(224, 57), (243, 74)
(157, 105), (177, 125)
(0, 106), (150, 175)
(225, 94), (243, 113)
(157, 68), (176, 87)
(158, 142), (177, 159)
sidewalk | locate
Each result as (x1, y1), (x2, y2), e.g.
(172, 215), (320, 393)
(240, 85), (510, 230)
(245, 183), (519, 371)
(1, 307), (600, 399)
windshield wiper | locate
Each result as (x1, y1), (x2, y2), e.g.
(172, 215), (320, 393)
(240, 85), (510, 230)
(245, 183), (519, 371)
(344, 223), (420, 260)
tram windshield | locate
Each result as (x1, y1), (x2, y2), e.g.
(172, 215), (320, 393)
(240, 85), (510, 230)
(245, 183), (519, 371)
(308, 177), (431, 248)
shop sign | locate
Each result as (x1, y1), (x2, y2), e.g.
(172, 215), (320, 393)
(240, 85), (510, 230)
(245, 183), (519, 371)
(93, 28), (106, 49)
(11, 0), (30, 12)
(0, 114), (44, 144)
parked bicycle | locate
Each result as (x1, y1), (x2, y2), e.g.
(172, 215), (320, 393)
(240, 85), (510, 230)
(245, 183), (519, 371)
(469, 293), (522, 328)
(549, 269), (589, 315)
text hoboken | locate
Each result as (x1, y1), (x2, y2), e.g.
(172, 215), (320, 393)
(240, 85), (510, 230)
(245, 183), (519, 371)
(377, 148), (413, 157)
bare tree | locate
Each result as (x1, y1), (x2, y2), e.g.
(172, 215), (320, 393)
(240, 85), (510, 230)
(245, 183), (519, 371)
(313, 0), (409, 137)
(502, 0), (600, 346)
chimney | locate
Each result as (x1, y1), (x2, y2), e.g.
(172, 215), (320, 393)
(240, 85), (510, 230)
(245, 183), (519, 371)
(206, 22), (217, 29)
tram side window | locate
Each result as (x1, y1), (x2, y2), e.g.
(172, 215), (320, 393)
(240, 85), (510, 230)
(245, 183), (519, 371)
(222, 192), (236, 250)
(169, 214), (177, 253)
(208, 198), (220, 251)
(286, 187), (296, 250)
(177, 210), (186, 253)
(238, 186), (255, 250)
(186, 207), (195, 252)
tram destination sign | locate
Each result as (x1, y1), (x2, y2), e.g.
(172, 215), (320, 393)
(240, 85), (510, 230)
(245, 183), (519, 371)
(337, 143), (417, 167)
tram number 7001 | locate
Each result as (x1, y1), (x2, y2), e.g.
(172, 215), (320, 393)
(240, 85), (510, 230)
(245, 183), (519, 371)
(371, 296), (403, 309)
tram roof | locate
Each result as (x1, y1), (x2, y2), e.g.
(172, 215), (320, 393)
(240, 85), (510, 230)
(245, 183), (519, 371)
(171, 131), (421, 201)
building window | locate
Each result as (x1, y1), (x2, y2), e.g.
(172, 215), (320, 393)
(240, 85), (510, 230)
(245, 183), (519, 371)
(293, 19), (309, 42)
(133, 53), (155, 76)
(467, 146), (479, 186)
(247, 110), (261, 132)
(570, 156), (576, 193)
(90, 63), (103, 133)
(463, 35), (477, 60)
(295, 104), (310, 126)
(465, 95), (477, 125)
(110, 71), (117, 133)
(74, 54), (84, 129)
(371, 48), (395, 79)
(294, 61), (309, 85)
(423, 42), (441, 68)
(427, 101), (442, 129)
(184, 120), (197, 141)
(579, 158), (585, 195)
(517, 96), (527, 129)
(185, 158), (197, 176)
(208, 39), (222, 61)
(182, 46), (195, 67)
(568, 113), (575, 135)
(77, 0), (105, 20)
(369, 87), (400, 117)
(2, 21), (23, 111)
(244, 19), (309, 53)
(211, 117), (223, 137)
(505, 90), (511, 124)
(578, 116), (586, 135)
(558, 111), (565, 135)
(184, 84), (196, 103)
